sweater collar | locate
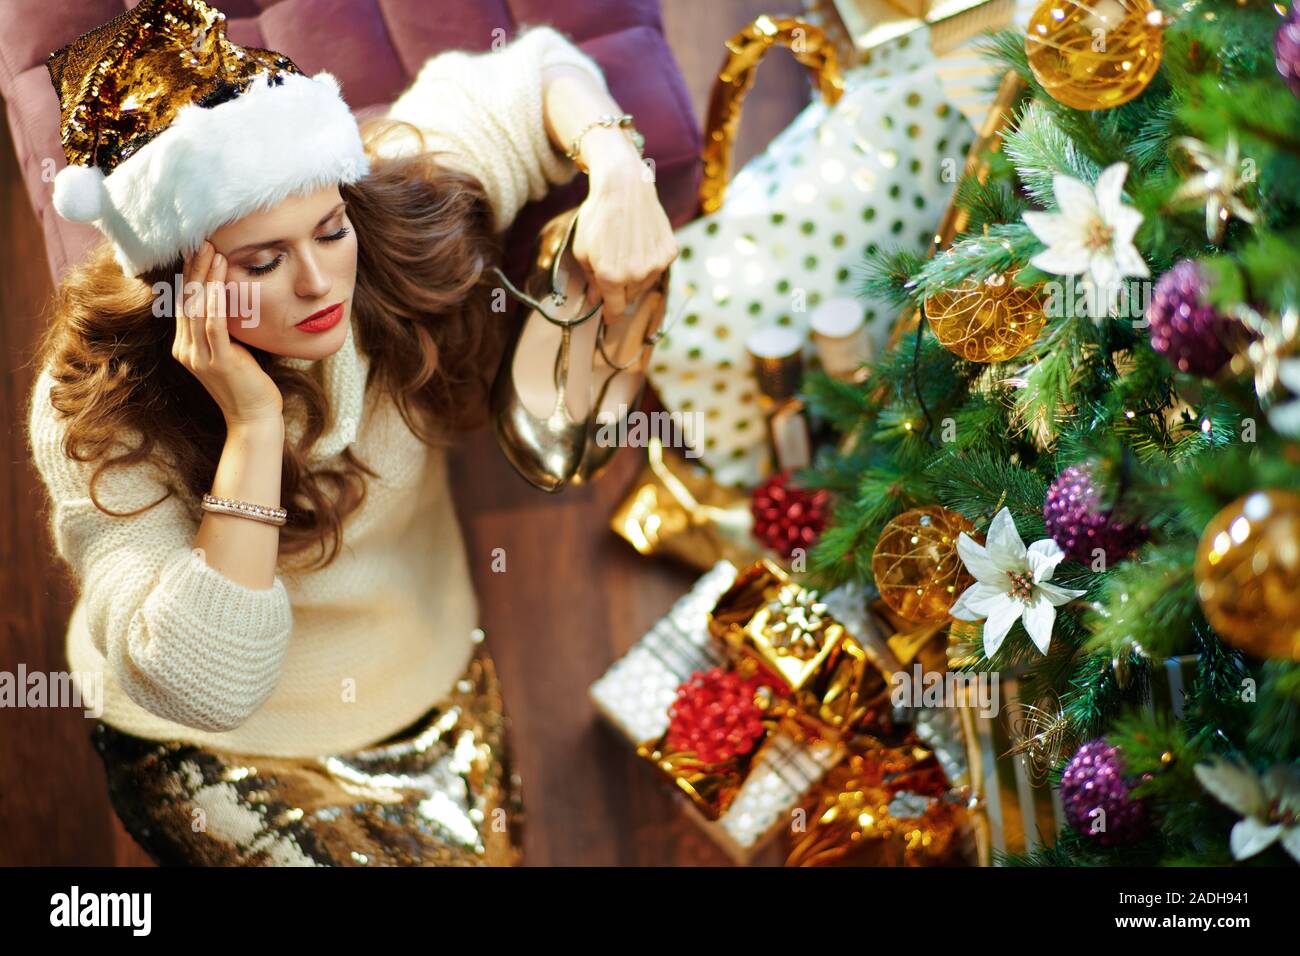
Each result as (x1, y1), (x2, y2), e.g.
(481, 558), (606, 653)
(281, 318), (370, 463)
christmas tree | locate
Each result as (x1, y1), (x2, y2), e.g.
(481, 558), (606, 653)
(801, 0), (1300, 865)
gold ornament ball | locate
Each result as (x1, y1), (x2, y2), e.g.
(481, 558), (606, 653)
(872, 507), (977, 623)
(1195, 490), (1300, 661)
(925, 272), (1046, 364)
(1024, 0), (1165, 111)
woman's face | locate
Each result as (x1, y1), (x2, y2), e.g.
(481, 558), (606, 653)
(208, 183), (359, 362)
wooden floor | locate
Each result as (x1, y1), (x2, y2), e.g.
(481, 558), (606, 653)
(0, 0), (806, 866)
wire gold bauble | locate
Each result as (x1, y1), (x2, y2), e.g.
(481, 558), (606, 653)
(925, 272), (1046, 364)
(871, 507), (977, 623)
(1024, 0), (1165, 111)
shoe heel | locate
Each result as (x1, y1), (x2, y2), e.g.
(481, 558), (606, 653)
(490, 208), (603, 492)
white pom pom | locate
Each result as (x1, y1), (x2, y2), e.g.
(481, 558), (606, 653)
(52, 164), (107, 223)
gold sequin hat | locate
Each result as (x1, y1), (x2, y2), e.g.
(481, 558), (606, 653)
(46, 0), (369, 277)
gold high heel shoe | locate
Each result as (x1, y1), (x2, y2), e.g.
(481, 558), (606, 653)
(572, 268), (672, 485)
(490, 208), (603, 492)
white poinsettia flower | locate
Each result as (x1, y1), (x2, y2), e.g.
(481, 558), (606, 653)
(1022, 162), (1149, 318)
(1194, 758), (1300, 863)
(949, 507), (1086, 658)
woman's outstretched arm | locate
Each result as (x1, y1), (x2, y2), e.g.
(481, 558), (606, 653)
(539, 62), (678, 321)
(382, 24), (675, 298)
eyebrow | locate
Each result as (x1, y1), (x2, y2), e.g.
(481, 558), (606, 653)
(229, 202), (347, 256)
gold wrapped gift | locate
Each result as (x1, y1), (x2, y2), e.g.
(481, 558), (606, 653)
(593, 562), (848, 862)
(635, 712), (783, 822)
(708, 560), (894, 742)
(610, 437), (775, 572)
(786, 737), (977, 866)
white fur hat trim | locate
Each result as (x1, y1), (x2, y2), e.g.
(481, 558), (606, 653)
(55, 69), (370, 277)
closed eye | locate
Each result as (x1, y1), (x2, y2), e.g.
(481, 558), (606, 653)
(243, 226), (351, 275)
(246, 256), (283, 275)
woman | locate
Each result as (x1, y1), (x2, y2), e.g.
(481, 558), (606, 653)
(26, 0), (676, 866)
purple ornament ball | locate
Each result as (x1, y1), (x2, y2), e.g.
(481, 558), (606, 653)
(1044, 463), (1146, 566)
(1278, 5), (1300, 98)
(1145, 261), (1235, 377)
(1060, 739), (1150, 848)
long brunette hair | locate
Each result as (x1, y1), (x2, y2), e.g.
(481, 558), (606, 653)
(31, 118), (504, 570)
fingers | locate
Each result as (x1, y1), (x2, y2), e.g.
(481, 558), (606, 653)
(175, 251), (193, 359)
(571, 240), (600, 310)
(175, 241), (220, 368)
(593, 248), (640, 320)
(602, 243), (674, 320)
(602, 280), (628, 322)
(176, 244), (208, 364)
(190, 244), (215, 366)
(623, 287), (666, 363)
(204, 251), (230, 360)
(576, 202), (679, 319)
(624, 274), (656, 316)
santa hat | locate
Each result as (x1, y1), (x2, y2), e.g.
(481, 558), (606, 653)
(46, 0), (370, 278)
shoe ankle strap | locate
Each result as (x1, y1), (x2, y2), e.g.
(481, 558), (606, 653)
(595, 270), (677, 369)
(491, 265), (602, 328)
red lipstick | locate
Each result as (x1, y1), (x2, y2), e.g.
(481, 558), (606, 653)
(296, 302), (344, 333)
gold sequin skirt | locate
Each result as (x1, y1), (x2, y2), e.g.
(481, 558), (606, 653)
(90, 642), (524, 866)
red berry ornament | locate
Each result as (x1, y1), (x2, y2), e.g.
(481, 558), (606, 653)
(751, 472), (830, 559)
(665, 668), (768, 765)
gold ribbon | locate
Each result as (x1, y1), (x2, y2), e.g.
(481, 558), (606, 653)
(786, 738), (976, 866)
(699, 15), (846, 215)
(610, 437), (772, 571)
(636, 729), (781, 821)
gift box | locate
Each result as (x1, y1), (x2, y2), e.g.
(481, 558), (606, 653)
(609, 437), (775, 572)
(786, 736), (977, 866)
(590, 561), (895, 863)
(649, 14), (989, 487)
(707, 559), (895, 742)
(770, 601), (987, 866)
(818, 0), (1015, 66)
(766, 593), (1201, 865)
(808, 0), (1017, 84)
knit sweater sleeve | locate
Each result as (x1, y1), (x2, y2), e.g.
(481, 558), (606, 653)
(380, 24), (610, 233)
(26, 367), (293, 733)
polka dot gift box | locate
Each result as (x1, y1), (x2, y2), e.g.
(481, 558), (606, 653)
(650, 22), (976, 487)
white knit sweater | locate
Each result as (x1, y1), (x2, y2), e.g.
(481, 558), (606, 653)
(27, 26), (608, 758)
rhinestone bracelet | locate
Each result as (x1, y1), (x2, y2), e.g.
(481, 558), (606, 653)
(565, 113), (645, 174)
(201, 492), (288, 526)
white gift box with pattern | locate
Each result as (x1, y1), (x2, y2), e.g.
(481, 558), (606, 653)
(649, 64), (978, 487)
